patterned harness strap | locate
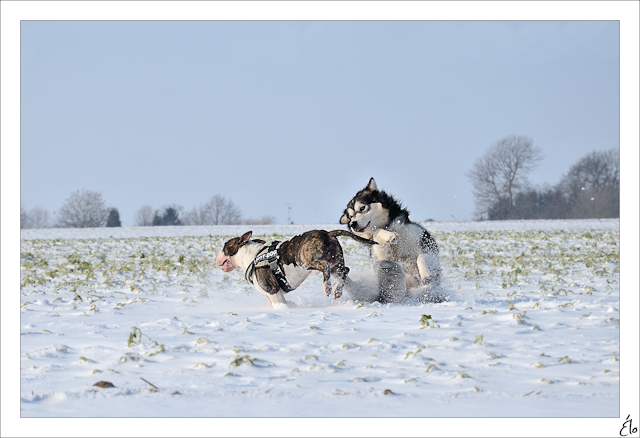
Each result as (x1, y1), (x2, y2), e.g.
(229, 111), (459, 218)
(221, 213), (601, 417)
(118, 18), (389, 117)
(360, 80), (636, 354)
(244, 241), (294, 293)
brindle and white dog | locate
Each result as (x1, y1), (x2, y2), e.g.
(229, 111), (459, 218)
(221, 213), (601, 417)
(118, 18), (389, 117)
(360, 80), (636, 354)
(216, 230), (377, 306)
(340, 178), (445, 303)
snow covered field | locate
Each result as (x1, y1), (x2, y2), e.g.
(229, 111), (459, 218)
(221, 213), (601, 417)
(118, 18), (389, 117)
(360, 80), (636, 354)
(16, 219), (631, 430)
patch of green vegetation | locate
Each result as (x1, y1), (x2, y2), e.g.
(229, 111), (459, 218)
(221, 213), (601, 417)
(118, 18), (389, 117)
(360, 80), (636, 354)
(419, 314), (440, 329)
(230, 355), (257, 366)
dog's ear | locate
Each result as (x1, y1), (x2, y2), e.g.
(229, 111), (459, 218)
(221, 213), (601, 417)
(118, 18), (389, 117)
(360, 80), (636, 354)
(240, 231), (253, 244)
(252, 238), (266, 244)
(339, 212), (350, 225)
(367, 177), (378, 191)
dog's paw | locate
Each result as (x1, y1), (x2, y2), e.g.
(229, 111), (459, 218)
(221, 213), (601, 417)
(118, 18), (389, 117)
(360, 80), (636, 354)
(373, 229), (397, 245)
(420, 269), (443, 286)
(410, 285), (449, 304)
(420, 276), (435, 287)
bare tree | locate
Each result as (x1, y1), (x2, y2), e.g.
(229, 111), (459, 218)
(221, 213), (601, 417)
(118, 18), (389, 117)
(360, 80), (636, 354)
(558, 148), (619, 218)
(558, 149), (619, 203)
(21, 206), (53, 229)
(223, 197), (241, 224)
(28, 207), (52, 229)
(134, 205), (154, 227)
(208, 195), (240, 225)
(466, 135), (544, 220)
(245, 215), (276, 225)
(569, 186), (619, 219)
(182, 196), (243, 225)
(21, 206), (29, 229)
(56, 189), (110, 228)
(183, 204), (209, 226)
(202, 195), (243, 225)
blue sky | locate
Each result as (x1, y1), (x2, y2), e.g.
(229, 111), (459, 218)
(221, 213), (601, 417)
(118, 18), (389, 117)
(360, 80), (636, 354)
(17, 17), (622, 226)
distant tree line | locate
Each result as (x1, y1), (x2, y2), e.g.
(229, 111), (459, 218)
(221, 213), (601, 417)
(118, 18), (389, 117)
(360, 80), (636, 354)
(134, 196), (276, 227)
(21, 190), (275, 229)
(467, 135), (619, 220)
(134, 204), (185, 227)
(21, 189), (120, 229)
(22, 144), (618, 229)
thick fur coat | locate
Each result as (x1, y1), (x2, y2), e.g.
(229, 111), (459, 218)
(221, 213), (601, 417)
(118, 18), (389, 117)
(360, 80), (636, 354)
(340, 178), (444, 302)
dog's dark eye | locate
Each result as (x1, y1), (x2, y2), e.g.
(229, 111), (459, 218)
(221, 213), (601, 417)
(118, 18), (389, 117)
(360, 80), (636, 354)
(359, 206), (366, 212)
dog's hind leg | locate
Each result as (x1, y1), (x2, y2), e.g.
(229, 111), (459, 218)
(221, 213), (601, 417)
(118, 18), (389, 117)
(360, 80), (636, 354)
(343, 274), (354, 294)
(321, 264), (332, 297)
(331, 265), (349, 299)
(376, 261), (407, 303)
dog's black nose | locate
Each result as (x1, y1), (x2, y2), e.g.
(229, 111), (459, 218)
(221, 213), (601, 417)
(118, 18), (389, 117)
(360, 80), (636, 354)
(349, 221), (358, 230)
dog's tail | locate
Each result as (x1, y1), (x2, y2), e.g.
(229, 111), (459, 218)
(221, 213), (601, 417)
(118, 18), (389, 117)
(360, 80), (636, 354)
(328, 230), (377, 245)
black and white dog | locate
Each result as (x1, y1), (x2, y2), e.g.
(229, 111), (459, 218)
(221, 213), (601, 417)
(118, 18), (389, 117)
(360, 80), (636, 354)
(216, 230), (377, 306)
(339, 178), (445, 303)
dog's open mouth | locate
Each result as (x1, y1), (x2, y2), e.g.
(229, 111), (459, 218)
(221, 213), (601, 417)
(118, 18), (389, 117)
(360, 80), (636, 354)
(221, 259), (230, 268)
(352, 222), (370, 233)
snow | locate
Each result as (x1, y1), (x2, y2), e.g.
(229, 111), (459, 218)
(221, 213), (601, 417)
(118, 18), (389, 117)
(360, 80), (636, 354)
(14, 219), (632, 434)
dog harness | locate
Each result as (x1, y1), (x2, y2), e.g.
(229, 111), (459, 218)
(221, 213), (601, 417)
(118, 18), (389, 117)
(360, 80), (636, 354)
(244, 241), (294, 293)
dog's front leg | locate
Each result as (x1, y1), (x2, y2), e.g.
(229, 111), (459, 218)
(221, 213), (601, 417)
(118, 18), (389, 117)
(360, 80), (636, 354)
(373, 229), (397, 245)
(268, 291), (288, 306)
(371, 230), (397, 262)
(254, 281), (287, 307)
